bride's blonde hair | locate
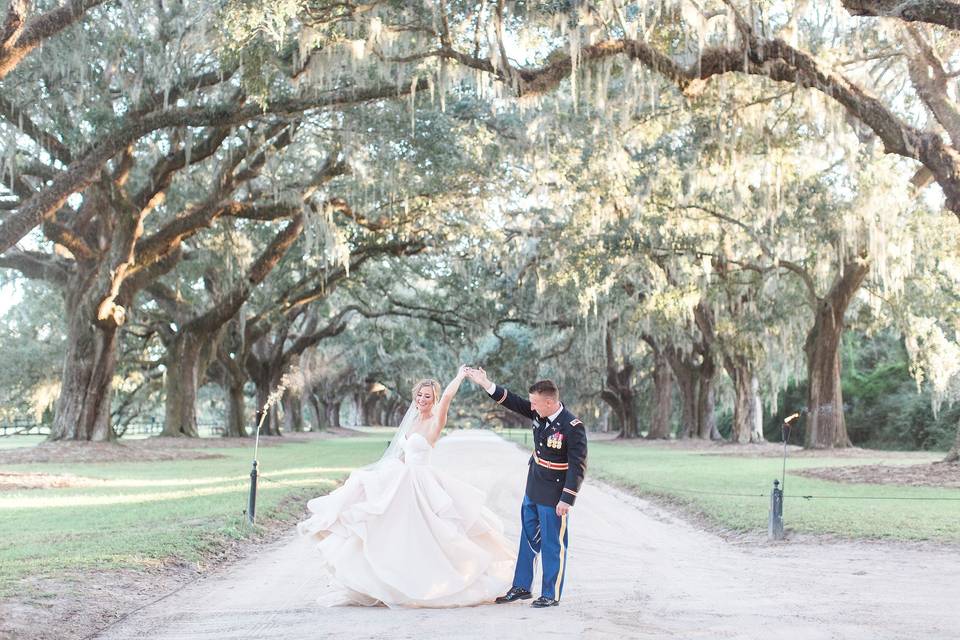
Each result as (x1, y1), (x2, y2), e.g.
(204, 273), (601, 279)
(412, 379), (441, 405)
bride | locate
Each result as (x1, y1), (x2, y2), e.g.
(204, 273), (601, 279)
(297, 366), (516, 608)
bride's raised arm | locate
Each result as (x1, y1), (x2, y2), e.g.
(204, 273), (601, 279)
(432, 365), (468, 437)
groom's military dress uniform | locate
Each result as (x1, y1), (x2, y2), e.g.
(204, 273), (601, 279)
(485, 383), (588, 602)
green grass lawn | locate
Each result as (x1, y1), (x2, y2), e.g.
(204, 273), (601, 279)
(499, 430), (960, 542)
(0, 435), (46, 449)
(0, 436), (387, 594)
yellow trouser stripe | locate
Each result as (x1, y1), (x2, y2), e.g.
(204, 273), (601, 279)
(555, 513), (567, 598)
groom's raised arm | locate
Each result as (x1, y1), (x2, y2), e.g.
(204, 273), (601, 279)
(470, 369), (537, 420)
(485, 382), (538, 420)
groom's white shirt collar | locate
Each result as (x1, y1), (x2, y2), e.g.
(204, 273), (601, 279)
(546, 404), (563, 423)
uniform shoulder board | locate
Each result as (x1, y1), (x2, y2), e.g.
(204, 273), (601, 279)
(570, 418), (583, 428)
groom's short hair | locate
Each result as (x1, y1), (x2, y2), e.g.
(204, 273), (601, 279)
(528, 379), (559, 399)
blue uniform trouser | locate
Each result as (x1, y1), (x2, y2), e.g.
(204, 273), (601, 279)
(512, 494), (570, 600)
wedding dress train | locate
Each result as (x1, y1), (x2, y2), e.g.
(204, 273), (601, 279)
(297, 429), (515, 608)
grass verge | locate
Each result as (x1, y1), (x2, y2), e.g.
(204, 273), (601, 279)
(0, 435), (386, 595)
(499, 430), (960, 542)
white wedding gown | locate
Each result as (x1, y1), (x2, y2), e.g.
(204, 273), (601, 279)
(297, 428), (516, 608)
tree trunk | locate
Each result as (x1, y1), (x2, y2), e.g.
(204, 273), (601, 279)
(697, 353), (720, 439)
(803, 256), (869, 448)
(726, 357), (765, 444)
(328, 398), (342, 429)
(600, 390), (625, 433)
(216, 336), (249, 438)
(600, 383), (638, 438)
(308, 390), (340, 431)
(282, 389), (304, 432)
(602, 386), (638, 439)
(666, 350), (720, 440)
(381, 397), (400, 428)
(361, 395), (380, 426)
(305, 393), (321, 431)
(804, 327), (850, 448)
(246, 354), (279, 436)
(622, 393), (639, 438)
(693, 303), (722, 441)
(358, 381), (386, 426)
(667, 351), (699, 439)
(647, 346), (673, 439)
(604, 328), (639, 438)
(225, 380), (248, 437)
(161, 332), (206, 437)
(376, 402), (390, 428)
(50, 308), (118, 442)
(253, 371), (283, 436)
(751, 380), (763, 442)
(943, 417), (960, 463)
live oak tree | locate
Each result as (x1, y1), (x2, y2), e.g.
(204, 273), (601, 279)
(477, 45), (926, 447)
(0, 0), (457, 440)
(640, 122), (922, 448)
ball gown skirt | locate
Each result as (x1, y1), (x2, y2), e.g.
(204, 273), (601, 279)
(297, 432), (516, 608)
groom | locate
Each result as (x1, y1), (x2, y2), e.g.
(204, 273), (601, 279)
(465, 368), (587, 608)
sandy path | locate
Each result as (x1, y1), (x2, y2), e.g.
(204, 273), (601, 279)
(94, 431), (960, 640)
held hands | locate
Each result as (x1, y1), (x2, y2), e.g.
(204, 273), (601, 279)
(462, 366), (492, 388)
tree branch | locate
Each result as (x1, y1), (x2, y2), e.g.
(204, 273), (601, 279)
(826, 251), (872, 323)
(0, 248), (70, 284)
(118, 244), (182, 302)
(186, 214), (305, 335)
(904, 26), (960, 144)
(655, 200), (776, 260)
(0, 93), (73, 163)
(842, 0), (960, 30)
(0, 77), (430, 253)
(41, 218), (94, 261)
(282, 306), (357, 359)
(245, 239), (427, 345)
(0, 0), (111, 80)
(387, 14), (960, 218)
(132, 126), (233, 211)
(132, 149), (346, 272)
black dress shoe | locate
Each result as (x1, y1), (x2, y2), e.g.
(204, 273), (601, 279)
(530, 596), (559, 608)
(495, 587), (532, 603)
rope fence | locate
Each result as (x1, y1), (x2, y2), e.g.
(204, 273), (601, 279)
(0, 419), (225, 437)
(622, 482), (960, 502)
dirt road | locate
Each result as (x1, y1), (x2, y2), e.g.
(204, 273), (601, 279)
(94, 430), (960, 639)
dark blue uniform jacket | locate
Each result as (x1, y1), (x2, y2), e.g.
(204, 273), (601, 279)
(488, 385), (588, 507)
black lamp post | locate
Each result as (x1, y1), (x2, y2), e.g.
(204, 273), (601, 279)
(769, 412), (800, 540)
(247, 409), (270, 525)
